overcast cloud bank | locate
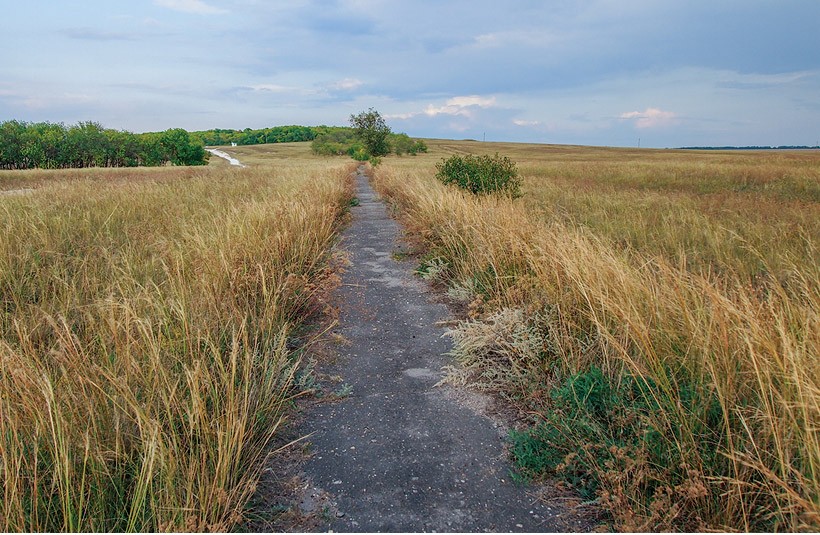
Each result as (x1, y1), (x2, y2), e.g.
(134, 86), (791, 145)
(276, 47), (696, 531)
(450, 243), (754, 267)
(2, 1), (818, 147)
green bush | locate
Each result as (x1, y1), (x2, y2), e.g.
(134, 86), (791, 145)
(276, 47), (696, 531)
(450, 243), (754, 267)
(390, 133), (428, 156)
(435, 153), (521, 197)
(412, 139), (428, 155)
(348, 145), (370, 161)
(510, 366), (732, 530)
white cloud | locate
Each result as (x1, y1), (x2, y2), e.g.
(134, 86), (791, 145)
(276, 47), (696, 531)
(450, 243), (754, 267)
(472, 30), (563, 50)
(383, 112), (416, 120)
(447, 95), (496, 108)
(423, 105), (456, 117)
(715, 69), (816, 90)
(619, 107), (677, 128)
(0, 85), (95, 111)
(328, 78), (363, 91)
(248, 84), (293, 93)
(246, 78), (363, 97)
(386, 95), (497, 121)
(25, 95), (92, 110)
(424, 95), (496, 118)
(154, 0), (226, 15)
(513, 119), (541, 127)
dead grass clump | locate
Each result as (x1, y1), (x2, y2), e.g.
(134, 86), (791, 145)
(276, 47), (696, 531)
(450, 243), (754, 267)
(441, 308), (558, 406)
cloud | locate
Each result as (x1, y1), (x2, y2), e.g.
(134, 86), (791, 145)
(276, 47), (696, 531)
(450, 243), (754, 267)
(472, 30), (562, 49)
(620, 107), (677, 128)
(716, 70), (816, 90)
(383, 111), (416, 120)
(328, 78), (363, 91)
(447, 95), (496, 108)
(244, 78), (363, 96)
(513, 119), (541, 127)
(385, 95), (497, 121)
(244, 81), (358, 99)
(247, 84), (294, 93)
(8, 91), (95, 111)
(424, 95), (497, 118)
(154, 0), (226, 15)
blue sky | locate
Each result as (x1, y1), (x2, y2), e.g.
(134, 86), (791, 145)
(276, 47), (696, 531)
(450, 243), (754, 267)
(1, 0), (819, 147)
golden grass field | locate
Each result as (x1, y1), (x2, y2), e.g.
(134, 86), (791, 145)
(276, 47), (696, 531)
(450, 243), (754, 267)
(374, 140), (819, 531)
(1, 139), (817, 531)
(0, 146), (353, 531)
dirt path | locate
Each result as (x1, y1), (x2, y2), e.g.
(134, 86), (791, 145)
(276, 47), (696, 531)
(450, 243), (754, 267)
(205, 147), (245, 167)
(294, 166), (583, 532)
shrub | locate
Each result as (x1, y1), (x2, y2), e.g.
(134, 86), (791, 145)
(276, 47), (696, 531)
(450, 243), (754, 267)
(390, 133), (428, 156)
(510, 367), (729, 531)
(411, 139), (428, 155)
(435, 153), (522, 197)
(348, 145), (370, 161)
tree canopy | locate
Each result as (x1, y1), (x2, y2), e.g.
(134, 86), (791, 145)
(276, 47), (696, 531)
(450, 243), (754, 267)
(310, 128), (427, 159)
(0, 118), (428, 170)
(0, 120), (207, 169)
(191, 125), (317, 146)
(349, 108), (392, 157)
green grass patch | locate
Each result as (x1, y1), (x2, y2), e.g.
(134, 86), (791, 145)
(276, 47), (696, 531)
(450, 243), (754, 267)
(510, 366), (739, 530)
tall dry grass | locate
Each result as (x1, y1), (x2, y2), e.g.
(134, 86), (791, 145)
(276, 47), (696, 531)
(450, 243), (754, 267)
(374, 145), (819, 531)
(0, 161), (353, 531)
(520, 158), (819, 285)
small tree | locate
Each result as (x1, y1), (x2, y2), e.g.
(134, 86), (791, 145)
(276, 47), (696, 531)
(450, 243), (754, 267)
(349, 108), (391, 157)
(435, 153), (522, 198)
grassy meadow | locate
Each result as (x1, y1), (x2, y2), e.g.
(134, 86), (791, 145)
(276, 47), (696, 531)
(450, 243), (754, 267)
(374, 140), (819, 531)
(2, 136), (817, 532)
(0, 144), (353, 531)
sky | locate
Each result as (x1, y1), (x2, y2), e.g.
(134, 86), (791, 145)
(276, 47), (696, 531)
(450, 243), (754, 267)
(1, 0), (819, 148)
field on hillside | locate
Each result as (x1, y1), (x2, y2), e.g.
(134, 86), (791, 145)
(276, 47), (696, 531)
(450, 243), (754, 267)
(375, 140), (819, 531)
(212, 141), (321, 166)
(387, 141), (818, 283)
(0, 145), (353, 531)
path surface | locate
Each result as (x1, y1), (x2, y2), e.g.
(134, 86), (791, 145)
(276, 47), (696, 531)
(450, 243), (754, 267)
(205, 147), (245, 167)
(298, 166), (567, 532)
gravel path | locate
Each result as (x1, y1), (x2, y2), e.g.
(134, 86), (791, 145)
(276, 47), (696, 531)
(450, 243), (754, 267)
(205, 147), (245, 167)
(297, 166), (571, 532)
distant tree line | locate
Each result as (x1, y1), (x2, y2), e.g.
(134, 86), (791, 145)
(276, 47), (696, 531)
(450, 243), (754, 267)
(0, 120), (207, 170)
(192, 125), (317, 146)
(194, 123), (427, 159)
(0, 118), (428, 170)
